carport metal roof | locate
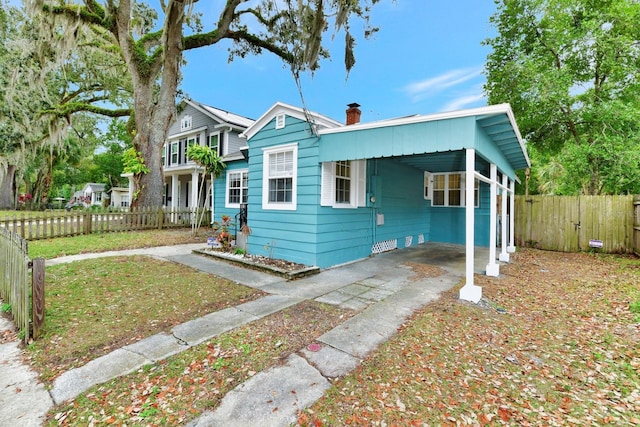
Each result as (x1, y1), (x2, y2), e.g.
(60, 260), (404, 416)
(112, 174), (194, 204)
(318, 103), (530, 179)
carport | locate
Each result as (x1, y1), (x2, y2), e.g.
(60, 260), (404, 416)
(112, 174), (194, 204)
(319, 104), (531, 303)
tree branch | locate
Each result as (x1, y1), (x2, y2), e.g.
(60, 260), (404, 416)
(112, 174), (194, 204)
(43, 103), (131, 118)
(42, 3), (113, 31)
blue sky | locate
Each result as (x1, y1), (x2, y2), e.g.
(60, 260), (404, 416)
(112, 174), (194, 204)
(182, 0), (498, 123)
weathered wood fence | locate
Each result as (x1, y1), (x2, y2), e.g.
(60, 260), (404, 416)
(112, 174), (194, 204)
(0, 207), (210, 241)
(0, 228), (45, 343)
(634, 195), (640, 256)
(515, 195), (637, 254)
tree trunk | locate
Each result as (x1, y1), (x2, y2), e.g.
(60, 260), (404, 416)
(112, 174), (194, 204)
(119, 1), (184, 208)
(0, 164), (17, 209)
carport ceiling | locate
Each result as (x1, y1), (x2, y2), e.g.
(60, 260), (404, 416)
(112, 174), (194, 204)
(477, 113), (529, 171)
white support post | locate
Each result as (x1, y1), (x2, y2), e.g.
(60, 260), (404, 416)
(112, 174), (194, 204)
(508, 179), (516, 253)
(499, 174), (510, 262)
(171, 174), (179, 221)
(210, 173), (215, 224)
(460, 148), (482, 303)
(190, 171), (200, 229)
(486, 164), (500, 277)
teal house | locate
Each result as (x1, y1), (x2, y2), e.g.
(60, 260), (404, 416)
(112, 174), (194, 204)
(212, 102), (530, 303)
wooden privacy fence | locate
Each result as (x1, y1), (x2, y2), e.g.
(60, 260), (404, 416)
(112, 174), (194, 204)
(515, 195), (637, 254)
(0, 228), (45, 343)
(0, 207), (210, 241)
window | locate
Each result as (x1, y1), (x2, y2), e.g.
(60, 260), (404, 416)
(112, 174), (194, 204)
(161, 145), (166, 166)
(121, 195), (129, 207)
(431, 172), (479, 207)
(275, 114), (285, 129)
(432, 175), (445, 206)
(321, 160), (366, 208)
(335, 161), (351, 204)
(185, 136), (198, 163)
(448, 173), (462, 206)
(474, 178), (480, 207)
(423, 171), (432, 200)
(170, 141), (179, 165)
(94, 192), (102, 202)
(209, 133), (221, 155)
(262, 144), (297, 210)
(226, 169), (248, 207)
(180, 115), (192, 131)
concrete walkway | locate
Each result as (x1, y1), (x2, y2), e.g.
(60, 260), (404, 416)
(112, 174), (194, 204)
(0, 243), (488, 426)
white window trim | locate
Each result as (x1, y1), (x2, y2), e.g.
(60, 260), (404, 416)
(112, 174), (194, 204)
(186, 136), (198, 164)
(180, 115), (192, 131)
(170, 141), (179, 165)
(431, 172), (479, 208)
(209, 132), (221, 155)
(225, 169), (249, 208)
(262, 143), (298, 210)
(424, 171), (432, 200)
(321, 160), (366, 209)
(275, 114), (285, 129)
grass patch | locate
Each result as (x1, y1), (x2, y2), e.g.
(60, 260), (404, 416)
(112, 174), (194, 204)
(299, 250), (640, 426)
(29, 255), (264, 383)
(1, 302), (11, 314)
(28, 229), (204, 259)
(46, 301), (351, 426)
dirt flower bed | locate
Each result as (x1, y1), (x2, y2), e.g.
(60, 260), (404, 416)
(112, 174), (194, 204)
(244, 254), (309, 271)
(299, 249), (640, 426)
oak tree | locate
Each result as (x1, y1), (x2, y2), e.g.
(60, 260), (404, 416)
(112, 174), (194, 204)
(31, 0), (379, 208)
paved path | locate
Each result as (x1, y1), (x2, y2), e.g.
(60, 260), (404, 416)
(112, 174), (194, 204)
(0, 243), (484, 426)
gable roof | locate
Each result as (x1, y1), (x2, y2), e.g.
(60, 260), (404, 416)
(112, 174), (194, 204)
(182, 99), (255, 130)
(82, 183), (106, 192)
(241, 102), (343, 140)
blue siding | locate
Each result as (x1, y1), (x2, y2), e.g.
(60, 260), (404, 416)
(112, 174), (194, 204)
(428, 182), (491, 246)
(366, 158), (430, 246)
(246, 116), (323, 266)
(319, 116), (476, 162)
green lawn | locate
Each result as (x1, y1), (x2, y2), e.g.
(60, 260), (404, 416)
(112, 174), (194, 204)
(30, 255), (265, 383)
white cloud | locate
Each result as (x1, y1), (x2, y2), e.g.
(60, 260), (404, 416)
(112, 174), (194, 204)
(441, 93), (486, 112)
(403, 66), (484, 102)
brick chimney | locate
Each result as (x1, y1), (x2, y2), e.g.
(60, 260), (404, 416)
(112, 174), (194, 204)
(346, 103), (361, 125)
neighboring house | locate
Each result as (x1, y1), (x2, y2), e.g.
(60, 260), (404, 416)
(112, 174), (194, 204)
(81, 183), (106, 206)
(107, 187), (130, 208)
(124, 99), (254, 212)
(210, 101), (529, 303)
(153, 99), (255, 212)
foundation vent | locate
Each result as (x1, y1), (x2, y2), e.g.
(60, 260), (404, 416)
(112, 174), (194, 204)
(372, 239), (397, 254)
